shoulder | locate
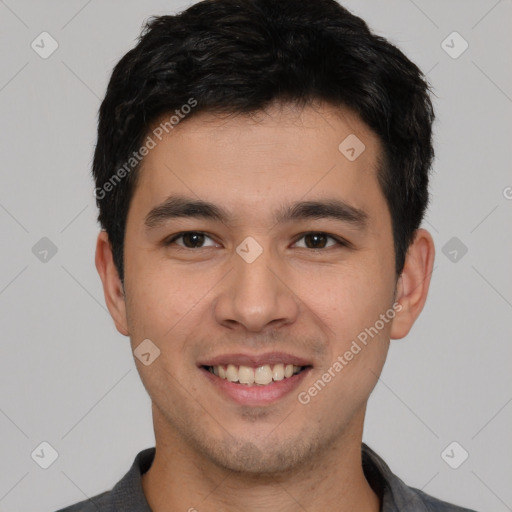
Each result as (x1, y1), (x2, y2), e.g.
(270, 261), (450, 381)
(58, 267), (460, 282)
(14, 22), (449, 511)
(361, 443), (479, 512)
(53, 447), (155, 512)
(405, 485), (478, 512)
(53, 490), (112, 512)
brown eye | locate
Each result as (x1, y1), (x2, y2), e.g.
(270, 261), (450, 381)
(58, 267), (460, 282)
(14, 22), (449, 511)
(182, 232), (205, 248)
(305, 233), (329, 249)
(166, 231), (216, 249)
(294, 232), (344, 249)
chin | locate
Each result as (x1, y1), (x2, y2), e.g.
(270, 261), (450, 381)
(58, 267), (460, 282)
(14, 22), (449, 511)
(196, 433), (317, 476)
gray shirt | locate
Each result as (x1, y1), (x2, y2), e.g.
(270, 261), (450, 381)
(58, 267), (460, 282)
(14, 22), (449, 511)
(55, 443), (478, 511)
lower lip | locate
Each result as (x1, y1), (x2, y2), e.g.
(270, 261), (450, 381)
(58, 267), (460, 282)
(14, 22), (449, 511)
(201, 367), (311, 406)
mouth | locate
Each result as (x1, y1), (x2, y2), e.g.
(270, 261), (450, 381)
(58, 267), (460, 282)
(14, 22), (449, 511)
(198, 353), (313, 406)
(202, 363), (309, 386)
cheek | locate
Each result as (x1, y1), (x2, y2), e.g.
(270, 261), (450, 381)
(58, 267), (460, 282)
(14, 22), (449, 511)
(305, 260), (394, 337)
(125, 258), (210, 343)
(125, 266), (209, 392)
(303, 273), (392, 416)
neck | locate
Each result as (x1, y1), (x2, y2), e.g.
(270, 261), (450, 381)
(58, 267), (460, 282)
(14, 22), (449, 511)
(141, 408), (380, 512)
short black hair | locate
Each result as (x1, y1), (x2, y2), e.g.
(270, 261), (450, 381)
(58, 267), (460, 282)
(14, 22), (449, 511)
(92, 0), (435, 285)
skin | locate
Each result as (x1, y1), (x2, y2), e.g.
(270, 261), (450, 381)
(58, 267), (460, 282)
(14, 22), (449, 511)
(95, 101), (435, 512)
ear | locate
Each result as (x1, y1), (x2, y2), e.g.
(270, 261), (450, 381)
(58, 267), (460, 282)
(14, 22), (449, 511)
(390, 228), (435, 339)
(95, 230), (129, 336)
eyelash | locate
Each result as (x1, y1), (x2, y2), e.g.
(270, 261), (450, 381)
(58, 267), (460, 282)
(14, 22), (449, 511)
(164, 231), (350, 250)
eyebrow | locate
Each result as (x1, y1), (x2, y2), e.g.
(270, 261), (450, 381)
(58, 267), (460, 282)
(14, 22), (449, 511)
(144, 194), (368, 231)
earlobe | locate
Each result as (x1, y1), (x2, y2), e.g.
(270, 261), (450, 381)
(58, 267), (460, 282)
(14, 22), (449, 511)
(95, 230), (129, 336)
(390, 228), (435, 340)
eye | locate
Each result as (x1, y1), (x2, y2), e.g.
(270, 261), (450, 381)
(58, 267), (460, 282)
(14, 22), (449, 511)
(164, 231), (349, 250)
(293, 232), (347, 250)
(165, 231), (218, 249)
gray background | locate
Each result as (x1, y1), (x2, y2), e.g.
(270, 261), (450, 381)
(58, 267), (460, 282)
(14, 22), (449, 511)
(0, 1), (511, 511)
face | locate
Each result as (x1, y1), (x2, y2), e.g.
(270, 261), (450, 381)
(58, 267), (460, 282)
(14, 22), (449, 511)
(106, 102), (403, 474)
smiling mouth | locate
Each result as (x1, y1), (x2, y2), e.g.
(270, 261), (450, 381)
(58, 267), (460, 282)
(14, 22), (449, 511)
(203, 364), (310, 386)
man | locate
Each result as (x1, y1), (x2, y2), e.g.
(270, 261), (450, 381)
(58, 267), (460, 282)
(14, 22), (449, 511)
(58, 0), (478, 510)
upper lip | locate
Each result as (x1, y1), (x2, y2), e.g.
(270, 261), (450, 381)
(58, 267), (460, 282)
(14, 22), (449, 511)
(198, 351), (312, 368)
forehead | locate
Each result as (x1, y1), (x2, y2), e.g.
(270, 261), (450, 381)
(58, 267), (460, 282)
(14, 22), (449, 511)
(128, 102), (387, 228)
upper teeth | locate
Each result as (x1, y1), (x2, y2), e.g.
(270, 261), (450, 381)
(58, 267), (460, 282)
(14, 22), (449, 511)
(209, 363), (302, 385)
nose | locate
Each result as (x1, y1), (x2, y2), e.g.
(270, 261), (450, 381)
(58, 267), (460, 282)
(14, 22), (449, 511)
(213, 239), (300, 333)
